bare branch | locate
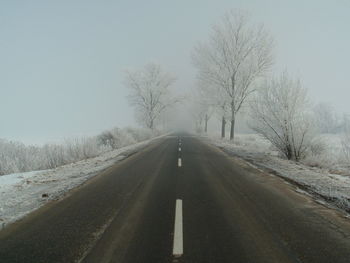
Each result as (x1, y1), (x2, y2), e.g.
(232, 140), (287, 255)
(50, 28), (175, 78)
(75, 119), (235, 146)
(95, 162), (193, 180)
(124, 63), (177, 129)
(192, 9), (274, 140)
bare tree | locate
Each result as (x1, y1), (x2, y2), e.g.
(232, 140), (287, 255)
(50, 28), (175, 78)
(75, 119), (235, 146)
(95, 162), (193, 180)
(341, 114), (350, 133)
(196, 77), (231, 137)
(340, 115), (350, 163)
(124, 63), (177, 129)
(190, 93), (211, 133)
(192, 80), (219, 133)
(313, 102), (340, 134)
(191, 102), (206, 133)
(215, 89), (231, 138)
(192, 10), (273, 140)
(249, 73), (314, 161)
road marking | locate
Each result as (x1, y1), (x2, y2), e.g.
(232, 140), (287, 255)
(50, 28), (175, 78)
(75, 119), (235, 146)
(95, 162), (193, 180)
(178, 158), (182, 167)
(173, 199), (183, 257)
(178, 147), (181, 152)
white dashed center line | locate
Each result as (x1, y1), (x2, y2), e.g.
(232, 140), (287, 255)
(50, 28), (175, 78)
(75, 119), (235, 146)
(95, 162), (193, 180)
(172, 199), (183, 258)
(178, 158), (182, 167)
(179, 147), (181, 152)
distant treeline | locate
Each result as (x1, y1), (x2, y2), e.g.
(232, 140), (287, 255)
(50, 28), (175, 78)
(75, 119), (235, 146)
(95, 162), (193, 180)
(0, 127), (157, 176)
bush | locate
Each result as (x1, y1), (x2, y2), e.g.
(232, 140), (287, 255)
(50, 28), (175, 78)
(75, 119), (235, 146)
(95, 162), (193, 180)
(302, 137), (341, 169)
(0, 127), (158, 175)
(341, 132), (350, 163)
(97, 131), (117, 150)
(308, 138), (326, 156)
(249, 73), (315, 161)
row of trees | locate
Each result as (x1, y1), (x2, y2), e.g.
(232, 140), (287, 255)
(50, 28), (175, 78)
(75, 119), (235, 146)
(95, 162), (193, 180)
(122, 10), (347, 163)
(190, 10), (324, 162)
(122, 11), (275, 140)
(192, 10), (274, 141)
(0, 127), (156, 175)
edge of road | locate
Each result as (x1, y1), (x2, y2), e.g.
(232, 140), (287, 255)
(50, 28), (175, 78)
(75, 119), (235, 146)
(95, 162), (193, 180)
(198, 136), (350, 221)
(64, 135), (168, 196)
(0, 135), (169, 235)
(2, 133), (350, 263)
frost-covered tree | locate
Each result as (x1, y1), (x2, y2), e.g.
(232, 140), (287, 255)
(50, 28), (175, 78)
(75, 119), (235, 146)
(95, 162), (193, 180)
(313, 102), (340, 134)
(249, 73), (314, 161)
(124, 63), (177, 129)
(191, 102), (206, 133)
(191, 93), (214, 133)
(195, 77), (231, 137)
(192, 10), (273, 140)
(192, 80), (219, 133)
(0, 127), (156, 175)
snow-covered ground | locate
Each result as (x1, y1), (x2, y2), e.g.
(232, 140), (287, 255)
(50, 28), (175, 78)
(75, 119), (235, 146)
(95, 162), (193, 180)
(0, 136), (162, 230)
(206, 133), (350, 214)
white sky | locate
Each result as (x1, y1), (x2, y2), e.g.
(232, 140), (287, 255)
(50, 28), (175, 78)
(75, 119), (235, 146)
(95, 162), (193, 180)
(1, 0), (349, 144)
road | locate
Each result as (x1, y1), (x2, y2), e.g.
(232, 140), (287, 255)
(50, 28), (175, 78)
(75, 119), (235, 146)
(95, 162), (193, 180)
(1, 135), (350, 263)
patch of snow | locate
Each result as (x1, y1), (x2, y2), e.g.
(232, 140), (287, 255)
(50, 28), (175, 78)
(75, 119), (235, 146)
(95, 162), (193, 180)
(205, 133), (350, 214)
(0, 170), (48, 188)
(0, 135), (163, 230)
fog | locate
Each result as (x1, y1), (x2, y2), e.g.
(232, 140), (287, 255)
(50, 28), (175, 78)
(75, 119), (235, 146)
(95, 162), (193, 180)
(1, 0), (349, 144)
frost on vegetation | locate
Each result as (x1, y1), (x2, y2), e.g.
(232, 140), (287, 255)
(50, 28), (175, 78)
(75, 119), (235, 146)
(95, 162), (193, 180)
(124, 63), (179, 130)
(249, 73), (316, 162)
(208, 134), (350, 213)
(0, 131), (162, 228)
(0, 127), (158, 176)
(191, 10), (273, 141)
(340, 132), (350, 165)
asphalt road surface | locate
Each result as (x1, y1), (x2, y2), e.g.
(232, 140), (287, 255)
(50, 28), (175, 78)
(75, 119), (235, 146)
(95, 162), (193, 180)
(1, 134), (350, 263)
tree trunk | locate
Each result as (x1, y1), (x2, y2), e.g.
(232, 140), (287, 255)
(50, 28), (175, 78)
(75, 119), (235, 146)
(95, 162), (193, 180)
(204, 114), (208, 133)
(149, 118), (154, 130)
(221, 116), (226, 138)
(230, 75), (236, 141)
(230, 115), (235, 140)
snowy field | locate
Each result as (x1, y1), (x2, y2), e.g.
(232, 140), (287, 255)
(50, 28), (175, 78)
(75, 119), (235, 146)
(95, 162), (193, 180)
(206, 133), (350, 214)
(0, 136), (162, 230)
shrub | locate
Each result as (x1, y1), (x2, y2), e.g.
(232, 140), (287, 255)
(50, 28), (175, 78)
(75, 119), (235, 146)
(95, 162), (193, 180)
(0, 127), (158, 175)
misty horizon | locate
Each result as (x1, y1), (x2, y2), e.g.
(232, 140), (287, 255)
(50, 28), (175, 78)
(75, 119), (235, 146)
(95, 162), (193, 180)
(1, 0), (350, 144)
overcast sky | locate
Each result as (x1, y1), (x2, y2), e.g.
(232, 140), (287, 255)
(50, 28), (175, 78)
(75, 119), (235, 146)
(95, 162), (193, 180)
(1, 0), (349, 144)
